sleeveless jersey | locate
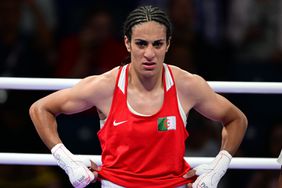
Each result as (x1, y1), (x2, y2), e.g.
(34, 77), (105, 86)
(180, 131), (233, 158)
(97, 64), (195, 187)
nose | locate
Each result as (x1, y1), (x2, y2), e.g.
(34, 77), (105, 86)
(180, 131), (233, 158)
(144, 45), (155, 60)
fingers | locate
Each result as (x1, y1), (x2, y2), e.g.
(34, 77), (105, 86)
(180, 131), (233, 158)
(90, 160), (101, 171)
(89, 161), (101, 184)
(91, 171), (99, 183)
(183, 169), (196, 179)
(187, 183), (193, 188)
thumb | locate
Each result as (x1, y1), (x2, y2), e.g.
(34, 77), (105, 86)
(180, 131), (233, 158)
(187, 183), (193, 188)
(90, 160), (101, 171)
(183, 169), (196, 179)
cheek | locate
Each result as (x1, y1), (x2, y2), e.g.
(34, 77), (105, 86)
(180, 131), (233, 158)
(130, 48), (143, 60)
(157, 49), (167, 60)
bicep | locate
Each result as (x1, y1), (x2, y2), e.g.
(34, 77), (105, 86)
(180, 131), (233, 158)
(38, 77), (98, 116)
(194, 93), (237, 124)
(38, 71), (116, 116)
(39, 87), (93, 116)
(190, 76), (239, 124)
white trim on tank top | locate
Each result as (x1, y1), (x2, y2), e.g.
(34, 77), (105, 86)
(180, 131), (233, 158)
(101, 179), (187, 188)
(127, 98), (187, 127)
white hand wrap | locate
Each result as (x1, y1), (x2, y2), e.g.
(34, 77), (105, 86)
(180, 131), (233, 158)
(278, 149), (282, 165)
(192, 150), (232, 188)
(51, 143), (95, 188)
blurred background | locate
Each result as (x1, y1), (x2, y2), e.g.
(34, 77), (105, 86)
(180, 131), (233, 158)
(0, 0), (281, 187)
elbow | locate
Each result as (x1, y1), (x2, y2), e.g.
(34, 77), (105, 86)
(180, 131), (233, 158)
(29, 100), (57, 122)
(242, 113), (248, 128)
(29, 100), (48, 121)
(239, 112), (248, 134)
(29, 101), (41, 122)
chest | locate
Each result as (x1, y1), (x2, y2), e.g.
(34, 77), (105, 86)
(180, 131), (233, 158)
(127, 88), (164, 116)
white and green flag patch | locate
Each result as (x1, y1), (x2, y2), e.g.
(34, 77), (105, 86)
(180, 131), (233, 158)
(158, 116), (176, 131)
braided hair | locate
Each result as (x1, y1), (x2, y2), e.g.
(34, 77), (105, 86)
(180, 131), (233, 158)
(123, 5), (172, 42)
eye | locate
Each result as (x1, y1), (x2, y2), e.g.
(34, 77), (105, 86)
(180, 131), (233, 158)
(153, 41), (164, 49)
(135, 40), (148, 48)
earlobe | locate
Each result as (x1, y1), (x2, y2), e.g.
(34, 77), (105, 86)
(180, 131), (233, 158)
(166, 37), (171, 52)
(124, 36), (131, 52)
(166, 46), (170, 52)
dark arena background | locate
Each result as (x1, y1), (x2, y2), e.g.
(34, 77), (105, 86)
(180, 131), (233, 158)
(0, 0), (281, 187)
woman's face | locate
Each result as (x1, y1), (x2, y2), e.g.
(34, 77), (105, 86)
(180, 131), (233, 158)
(124, 21), (170, 78)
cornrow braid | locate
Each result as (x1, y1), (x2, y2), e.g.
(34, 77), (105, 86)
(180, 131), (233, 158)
(123, 5), (172, 42)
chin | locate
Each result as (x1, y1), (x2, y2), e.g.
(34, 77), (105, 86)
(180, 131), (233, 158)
(141, 67), (162, 78)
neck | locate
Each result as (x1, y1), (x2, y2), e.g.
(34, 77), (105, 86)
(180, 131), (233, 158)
(128, 64), (163, 92)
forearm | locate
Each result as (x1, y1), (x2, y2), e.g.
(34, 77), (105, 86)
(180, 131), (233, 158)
(220, 115), (248, 155)
(29, 102), (62, 150)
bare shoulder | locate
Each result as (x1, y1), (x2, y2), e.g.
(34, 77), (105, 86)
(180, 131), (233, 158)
(169, 65), (208, 92)
(169, 65), (215, 107)
(76, 67), (118, 89)
(71, 67), (119, 103)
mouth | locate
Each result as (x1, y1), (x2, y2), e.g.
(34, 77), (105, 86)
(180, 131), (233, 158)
(142, 62), (156, 70)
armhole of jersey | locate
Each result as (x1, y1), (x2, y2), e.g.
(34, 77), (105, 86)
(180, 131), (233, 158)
(100, 119), (105, 129)
(164, 64), (187, 127)
(177, 94), (187, 127)
(117, 64), (128, 94)
(99, 66), (125, 130)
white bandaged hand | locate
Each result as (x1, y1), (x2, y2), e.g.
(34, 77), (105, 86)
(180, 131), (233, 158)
(192, 150), (232, 188)
(51, 143), (95, 188)
(277, 149), (282, 165)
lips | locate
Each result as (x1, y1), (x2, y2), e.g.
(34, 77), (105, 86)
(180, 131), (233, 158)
(142, 62), (156, 70)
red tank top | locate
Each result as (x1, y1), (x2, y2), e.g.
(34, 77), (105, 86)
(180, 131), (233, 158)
(97, 64), (195, 187)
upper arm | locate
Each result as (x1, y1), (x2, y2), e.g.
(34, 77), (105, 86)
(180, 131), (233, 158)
(34, 77), (96, 116)
(34, 69), (117, 116)
(190, 75), (242, 124)
(173, 67), (242, 124)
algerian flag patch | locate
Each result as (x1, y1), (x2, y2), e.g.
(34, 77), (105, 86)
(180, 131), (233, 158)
(158, 116), (176, 131)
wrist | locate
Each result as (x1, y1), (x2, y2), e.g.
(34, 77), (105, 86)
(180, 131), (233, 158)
(51, 143), (95, 188)
(218, 150), (232, 160)
(51, 143), (78, 173)
(51, 143), (64, 153)
(212, 150), (232, 172)
(51, 143), (92, 167)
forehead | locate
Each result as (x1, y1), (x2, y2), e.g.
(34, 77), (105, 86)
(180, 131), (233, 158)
(131, 21), (167, 40)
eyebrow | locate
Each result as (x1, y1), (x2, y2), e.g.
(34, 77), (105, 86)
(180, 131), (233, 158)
(134, 39), (166, 43)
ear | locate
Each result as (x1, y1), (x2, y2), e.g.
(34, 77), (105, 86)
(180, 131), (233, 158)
(166, 37), (171, 52)
(124, 36), (131, 52)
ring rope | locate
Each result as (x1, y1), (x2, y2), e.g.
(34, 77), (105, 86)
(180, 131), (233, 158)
(0, 78), (281, 169)
(0, 77), (282, 93)
(0, 153), (279, 169)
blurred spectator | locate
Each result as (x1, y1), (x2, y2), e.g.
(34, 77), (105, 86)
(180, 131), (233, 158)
(227, 0), (282, 64)
(166, 41), (197, 73)
(0, 165), (63, 188)
(246, 120), (282, 188)
(167, 0), (195, 42)
(192, 0), (228, 80)
(226, 0), (282, 82)
(54, 6), (127, 78)
(166, 0), (197, 72)
(0, 0), (55, 77)
(22, 0), (57, 34)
